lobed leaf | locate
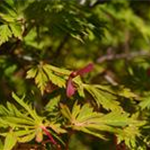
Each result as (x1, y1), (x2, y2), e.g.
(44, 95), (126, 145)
(9, 23), (22, 40)
(12, 92), (43, 123)
(0, 25), (12, 46)
(26, 63), (69, 94)
(61, 102), (134, 140)
(139, 95), (150, 110)
(84, 84), (122, 111)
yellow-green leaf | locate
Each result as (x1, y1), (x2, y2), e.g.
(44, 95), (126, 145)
(0, 25), (12, 46)
(3, 132), (17, 150)
(9, 23), (22, 40)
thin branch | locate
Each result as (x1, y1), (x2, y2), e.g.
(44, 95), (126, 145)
(97, 50), (150, 63)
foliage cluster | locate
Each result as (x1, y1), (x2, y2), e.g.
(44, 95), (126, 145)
(0, 0), (150, 150)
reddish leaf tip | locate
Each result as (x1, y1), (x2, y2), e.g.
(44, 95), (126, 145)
(66, 77), (76, 97)
(41, 126), (57, 145)
(77, 63), (94, 76)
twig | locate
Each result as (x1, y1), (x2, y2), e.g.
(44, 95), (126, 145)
(97, 50), (150, 63)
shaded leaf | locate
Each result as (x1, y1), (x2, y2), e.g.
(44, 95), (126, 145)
(45, 95), (61, 112)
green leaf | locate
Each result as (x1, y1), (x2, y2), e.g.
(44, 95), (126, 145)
(26, 63), (69, 94)
(9, 23), (22, 40)
(0, 118), (9, 128)
(6, 102), (26, 118)
(116, 122), (143, 149)
(61, 102), (132, 139)
(84, 84), (122, 111)
(49, 122), (66, 134)
(3, 132), (17, 150)
(0, 24), (12, 46)
(0, 102), (36, 128)
(116, 86), (138, 99)
(72, 101), (81, 119)
(0, 13), (15, 22)
(0, 139), (4, 150)
(2, 116), (35, 126)
(18, 132), (36, 143)
(26, 67), (38, 79)
(139, 94), (150, 110)
(73, 76), (85, 97)
(35, 68), (48, 94)
(73, 103), (101, 123)
(0, 93), (62, 145)
(44, 64), (70, 75)
(26, 65), (48, 94)
(80, 127), (106, 140)
(43, 64), (67, 88)
(12, 130), (36, 143)
(98, 111), (130, 127)
(60, 104), (72, 121)
(44, 69), (66, 88)
(45, 95), (61, 112)
(12, 92), (43, 123)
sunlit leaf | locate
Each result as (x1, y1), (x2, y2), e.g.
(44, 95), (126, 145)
(9, 23), (22, 39)
(3, 132), (17, 150)
(61, 102), (134, 139)
(0, 25), (12, 45)
(84, 84), (122, 111)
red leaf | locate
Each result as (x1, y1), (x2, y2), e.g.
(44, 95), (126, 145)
(76, 63), (94, 76)
(66, 63), (94, 97)
(66, 77), (76, 97)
